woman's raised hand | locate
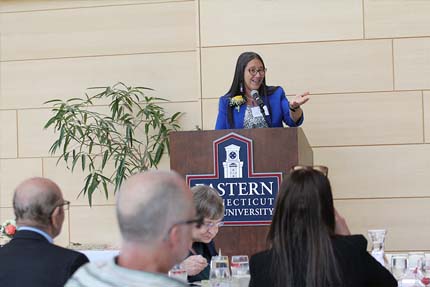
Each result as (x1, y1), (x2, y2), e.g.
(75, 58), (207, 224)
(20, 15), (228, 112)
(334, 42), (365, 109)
(289, 92), (310, 109)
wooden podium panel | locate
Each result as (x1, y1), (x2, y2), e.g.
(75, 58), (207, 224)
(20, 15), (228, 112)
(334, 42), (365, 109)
(170, 128), (312, 256)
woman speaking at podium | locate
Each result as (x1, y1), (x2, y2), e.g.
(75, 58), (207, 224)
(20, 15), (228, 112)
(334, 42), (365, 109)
(215, 52), (310, 130)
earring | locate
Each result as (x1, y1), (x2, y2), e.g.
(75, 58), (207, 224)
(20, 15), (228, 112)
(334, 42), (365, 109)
(240, 82), (243, 93)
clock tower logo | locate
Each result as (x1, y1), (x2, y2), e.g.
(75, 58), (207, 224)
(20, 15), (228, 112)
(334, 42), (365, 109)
(186, 132), (282, 226)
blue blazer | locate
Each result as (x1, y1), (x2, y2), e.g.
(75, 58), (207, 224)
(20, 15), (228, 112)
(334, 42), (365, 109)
(215, 86), (303, 130)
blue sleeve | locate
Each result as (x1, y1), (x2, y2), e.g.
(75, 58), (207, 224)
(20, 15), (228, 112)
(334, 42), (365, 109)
(215, 97), (229, 130)
(279, 87), (304, 127)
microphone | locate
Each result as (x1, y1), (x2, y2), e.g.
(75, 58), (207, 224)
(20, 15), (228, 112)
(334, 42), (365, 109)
(251, 90), (269, 116)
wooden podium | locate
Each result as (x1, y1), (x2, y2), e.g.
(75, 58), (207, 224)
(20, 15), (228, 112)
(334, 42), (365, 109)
(170, 127), (312, 256)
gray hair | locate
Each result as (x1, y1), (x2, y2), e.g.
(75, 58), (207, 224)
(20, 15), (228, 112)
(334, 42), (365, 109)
(13, 178), (62, 227)
(191, 185), (224, 220)
(116, 171), (191, 243)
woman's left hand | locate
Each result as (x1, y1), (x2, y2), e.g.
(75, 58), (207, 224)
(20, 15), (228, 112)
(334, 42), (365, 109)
(289, 92), (310, 109)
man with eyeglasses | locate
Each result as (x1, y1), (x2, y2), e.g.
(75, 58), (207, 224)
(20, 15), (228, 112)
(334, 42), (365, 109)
(0, 177), (89, 287)
(66, 170), (200, 287)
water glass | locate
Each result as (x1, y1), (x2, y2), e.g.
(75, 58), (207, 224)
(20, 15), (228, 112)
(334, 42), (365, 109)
(391, 254), (408, 281)
(231, 255), (250, 287)
(168, 264), (188, 282)
(209, 256), (231, 287)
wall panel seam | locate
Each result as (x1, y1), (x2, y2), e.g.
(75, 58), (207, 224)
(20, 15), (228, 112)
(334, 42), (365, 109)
(0, 49), (197, 63)
(422, 91), (426, 142)
(361, 0), (366, 39)
(0, 0), (194, 14)
(200, 36), (430, 49)
(391, 39), (395, 91)
(312, 142), (429, 148)
(197, 0), (203, 129)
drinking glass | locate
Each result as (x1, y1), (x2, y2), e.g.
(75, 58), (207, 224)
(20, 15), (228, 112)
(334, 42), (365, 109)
(368, 229), (386, 266)
(391, 254), (408, 281)
(422, 254), (430, 286)
(168, 264), (188, 282)
(230, 255), (250, 287)
(209, 256), (231, 287)
(408, 252), (425, 272)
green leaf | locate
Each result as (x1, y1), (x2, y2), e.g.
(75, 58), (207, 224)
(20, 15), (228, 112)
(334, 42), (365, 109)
(81, 154), (86, 171)
(102, 150), (109, 169)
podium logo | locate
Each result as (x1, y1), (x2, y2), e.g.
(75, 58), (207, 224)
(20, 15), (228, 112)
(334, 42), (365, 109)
(186, 132), (282, 226)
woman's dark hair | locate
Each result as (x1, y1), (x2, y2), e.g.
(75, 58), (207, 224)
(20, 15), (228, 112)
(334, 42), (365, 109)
(268, 167), (341, 287)
(226, 51), (276, 127)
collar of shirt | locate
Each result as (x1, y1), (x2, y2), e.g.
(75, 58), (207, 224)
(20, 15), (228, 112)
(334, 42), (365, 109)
(18, 226), (53, 243)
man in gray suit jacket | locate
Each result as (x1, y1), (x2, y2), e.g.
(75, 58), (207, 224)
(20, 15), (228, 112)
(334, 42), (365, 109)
(0, 177), (89, 287)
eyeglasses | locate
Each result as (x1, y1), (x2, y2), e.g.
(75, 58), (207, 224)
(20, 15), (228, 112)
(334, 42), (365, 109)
(165, 216), (204, 239)
(290, 165), (329, 176)
(201, 221), (224, 230)
(49, 200), (70, 217)
(248, 67), (267, 76)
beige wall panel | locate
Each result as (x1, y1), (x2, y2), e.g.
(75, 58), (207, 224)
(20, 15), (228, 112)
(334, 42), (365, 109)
(302, 91), (423, 146)
(364, 0), (430, 38)
(55, 211), (70, 247)
(201, 98), (218, 130)
(156, 154), (171, 171)
(0, 110), (17, 158)
(162, 101), (202, 131)
(1, 2), (196, 60)
(0, 208), (14, 228)
(0, 158), (42, 207)
(313, 144), (430, 199)
(18, 109), (57, 158)
(1, 52), (198, 109)
(0, 0), (185, 12)
(200, 0), (362, 46)
(201, 40), (393, 100)
(0, 207), (69, 246)
(336, 198), (430, 251)
(394, 38), (430, 90)
(43, 158), (116, 206)
(425, 92), (430, 143)
(69, 205), (120, 247)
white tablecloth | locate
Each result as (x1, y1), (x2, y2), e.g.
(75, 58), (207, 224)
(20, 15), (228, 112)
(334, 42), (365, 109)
(78, 250), (119, 262)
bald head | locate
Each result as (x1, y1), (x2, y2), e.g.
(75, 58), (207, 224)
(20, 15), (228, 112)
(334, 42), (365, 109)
(13, 177), (63, 227)
(116, 170), (193, 244)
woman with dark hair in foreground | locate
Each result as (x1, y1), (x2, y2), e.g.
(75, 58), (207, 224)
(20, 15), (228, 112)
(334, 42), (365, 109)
(249, 166), (397, 287)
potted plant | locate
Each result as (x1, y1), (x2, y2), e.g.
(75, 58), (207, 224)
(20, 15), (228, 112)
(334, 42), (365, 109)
(44, 82), (182, 205)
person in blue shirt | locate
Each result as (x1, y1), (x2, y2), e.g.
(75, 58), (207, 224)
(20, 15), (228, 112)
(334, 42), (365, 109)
(215, 51), (310, 130)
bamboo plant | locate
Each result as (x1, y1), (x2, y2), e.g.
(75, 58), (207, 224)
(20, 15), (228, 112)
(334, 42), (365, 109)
(44, 82), (182, 205)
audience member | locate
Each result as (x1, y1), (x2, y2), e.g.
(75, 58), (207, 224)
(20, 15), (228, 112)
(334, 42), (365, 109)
(0, 177), (89, 287)
(65, 170), (201, 287)
(181, 185), (224, 282)
(249, 166), (397, 287)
